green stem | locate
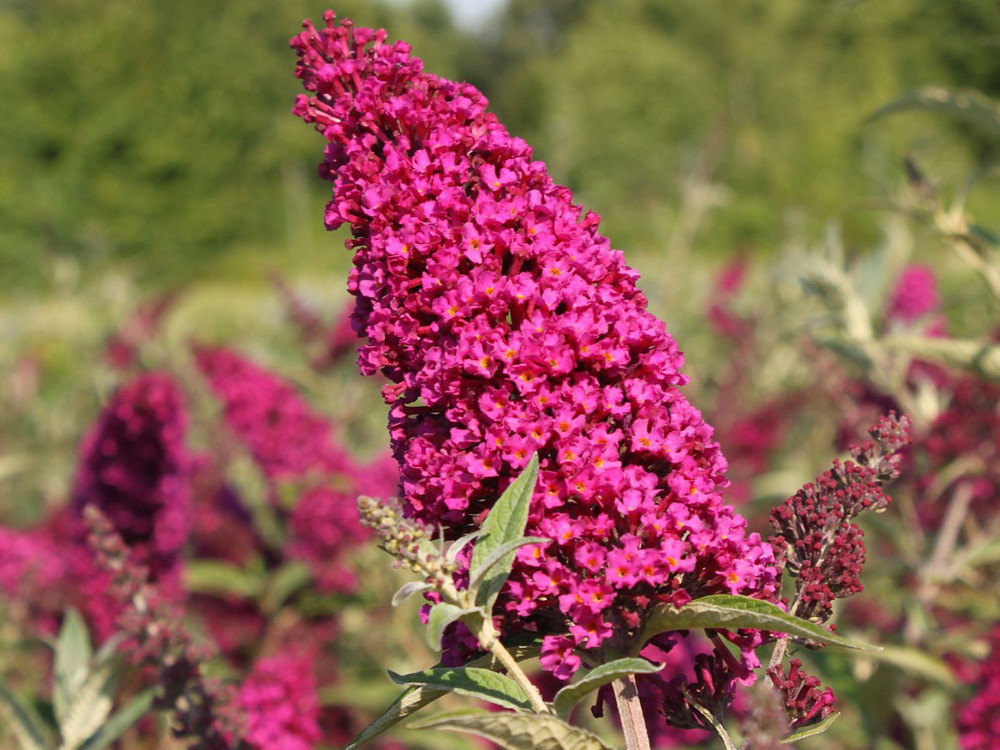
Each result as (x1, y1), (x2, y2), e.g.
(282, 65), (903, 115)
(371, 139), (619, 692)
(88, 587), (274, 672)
(612, 674), (651, 750)
(478, 618), (551, 715)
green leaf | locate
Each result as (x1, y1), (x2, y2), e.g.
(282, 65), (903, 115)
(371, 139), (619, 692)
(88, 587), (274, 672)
(260, 561), (312, 613)
(408, 708), (613, 750)
(467, 537), (549, 592)
(782, 712), (841, 743)
(0, 683), (50, 750)
(184, 560), (262, 599)
(391, 581), (433, 608)
(552, 658), (662, 719)
(53, 609), (93, 729)
(641, 595), (879, 651)
(345, 643), (541, 749)
(866, 645), (958, 688)
(59, 658), (118, 749)
(868, 86), (1000, 138)
(445, 530), (484, 564)
(426, 603), (480, 652)
(388, 667), (531, 712)
(470, 454), (539, 613)
(77, 688), (155, 750)
(346, 685), (448, 750)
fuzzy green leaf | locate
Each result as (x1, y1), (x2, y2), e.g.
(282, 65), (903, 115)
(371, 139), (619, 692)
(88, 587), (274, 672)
(868, 86), (1000, 138)
(345, 643), (541, 749)
(426, 603), (480, 652)
(445, 530), (484, 564)
(467, 537), (549, 593)
(54, 608), (93, 729)
(782, 711), (841, 743)
(0, 683), (50, 750)
(388, 667), (531, 712)
(408, 708), (613, 750)
(470, 454), (539, 612)
(552, 658), (662, 719)
(77, 688), (155, 750)
(59, 658), (118, 749)
(642, 594), (879, 651)
(391, 581), (433, 608)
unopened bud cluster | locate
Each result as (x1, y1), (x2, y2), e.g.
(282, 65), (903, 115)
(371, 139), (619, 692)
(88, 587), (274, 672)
(358, 496), (457, 584)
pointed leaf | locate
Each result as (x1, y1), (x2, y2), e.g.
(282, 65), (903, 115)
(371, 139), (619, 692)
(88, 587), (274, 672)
(388, 667), (531, 712)
(184, 560), (261, 599)
(409, 708), (613, 750)
(445, 530), (484, 564)
(552, 658), (662, 719)
(59, 658), (118, 749)
(866, 645), (958, 688)
(77, 688), (155, 750)
(470, 454), (539, 612)
(641, 595), (879, 651)
(426, 603), (480, 652)
(867, 86), (1000, 138)
(345, 642), (541, 749)
(468, 537), (549, 592)
(782, 712), (841, 743)
(54, 609), (92, 728)
(391, 581), (433, 608)
(0, 683), (50, 750)
(260, 561), (312, 613)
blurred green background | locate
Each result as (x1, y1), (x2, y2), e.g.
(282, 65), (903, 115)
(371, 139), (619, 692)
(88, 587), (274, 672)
(2, 0), (998, 293)
(1, 0), (999, 505)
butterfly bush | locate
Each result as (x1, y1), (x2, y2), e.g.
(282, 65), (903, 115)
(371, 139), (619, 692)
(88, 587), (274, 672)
(291, 12), (778, 678)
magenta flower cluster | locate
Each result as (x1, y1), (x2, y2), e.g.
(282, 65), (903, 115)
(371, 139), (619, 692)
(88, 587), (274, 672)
(235, 655), (322, 750)
(958, 626), (1000, 750)
(194, 345), (352, 481)
(292, 12), (777, 674)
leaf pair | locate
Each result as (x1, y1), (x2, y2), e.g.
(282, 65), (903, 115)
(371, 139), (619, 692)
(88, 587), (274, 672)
(0, 609), (153, 750)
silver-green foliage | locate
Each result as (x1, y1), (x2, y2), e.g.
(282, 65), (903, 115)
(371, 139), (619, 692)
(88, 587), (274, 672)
(0, 609), (153, 750)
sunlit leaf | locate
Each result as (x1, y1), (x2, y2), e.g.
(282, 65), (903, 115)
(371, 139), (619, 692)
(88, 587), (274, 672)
(782, 712), (841, 743)
(388, 667), (531, 712)
(345, 643), (540, 749)
(78, 688), (155, 750)
(409, 708), (614, 750)
(54, 608), (92, 729)
(467, 537), (549, 592)
(552, 658), (662, 718)
(642, 594), (879, 651)
(470, 454), (539, 612)
(426, 603), (480, 652)
(391, 581), (433, 608)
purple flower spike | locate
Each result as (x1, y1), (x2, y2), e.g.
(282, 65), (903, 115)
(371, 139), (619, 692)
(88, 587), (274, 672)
(292, 12), (777, 675)
(71, 372), (192, 584)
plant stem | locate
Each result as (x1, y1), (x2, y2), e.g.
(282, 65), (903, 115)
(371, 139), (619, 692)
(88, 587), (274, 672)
(612, 674), (651, 750)
(477, 618), (551, 714)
